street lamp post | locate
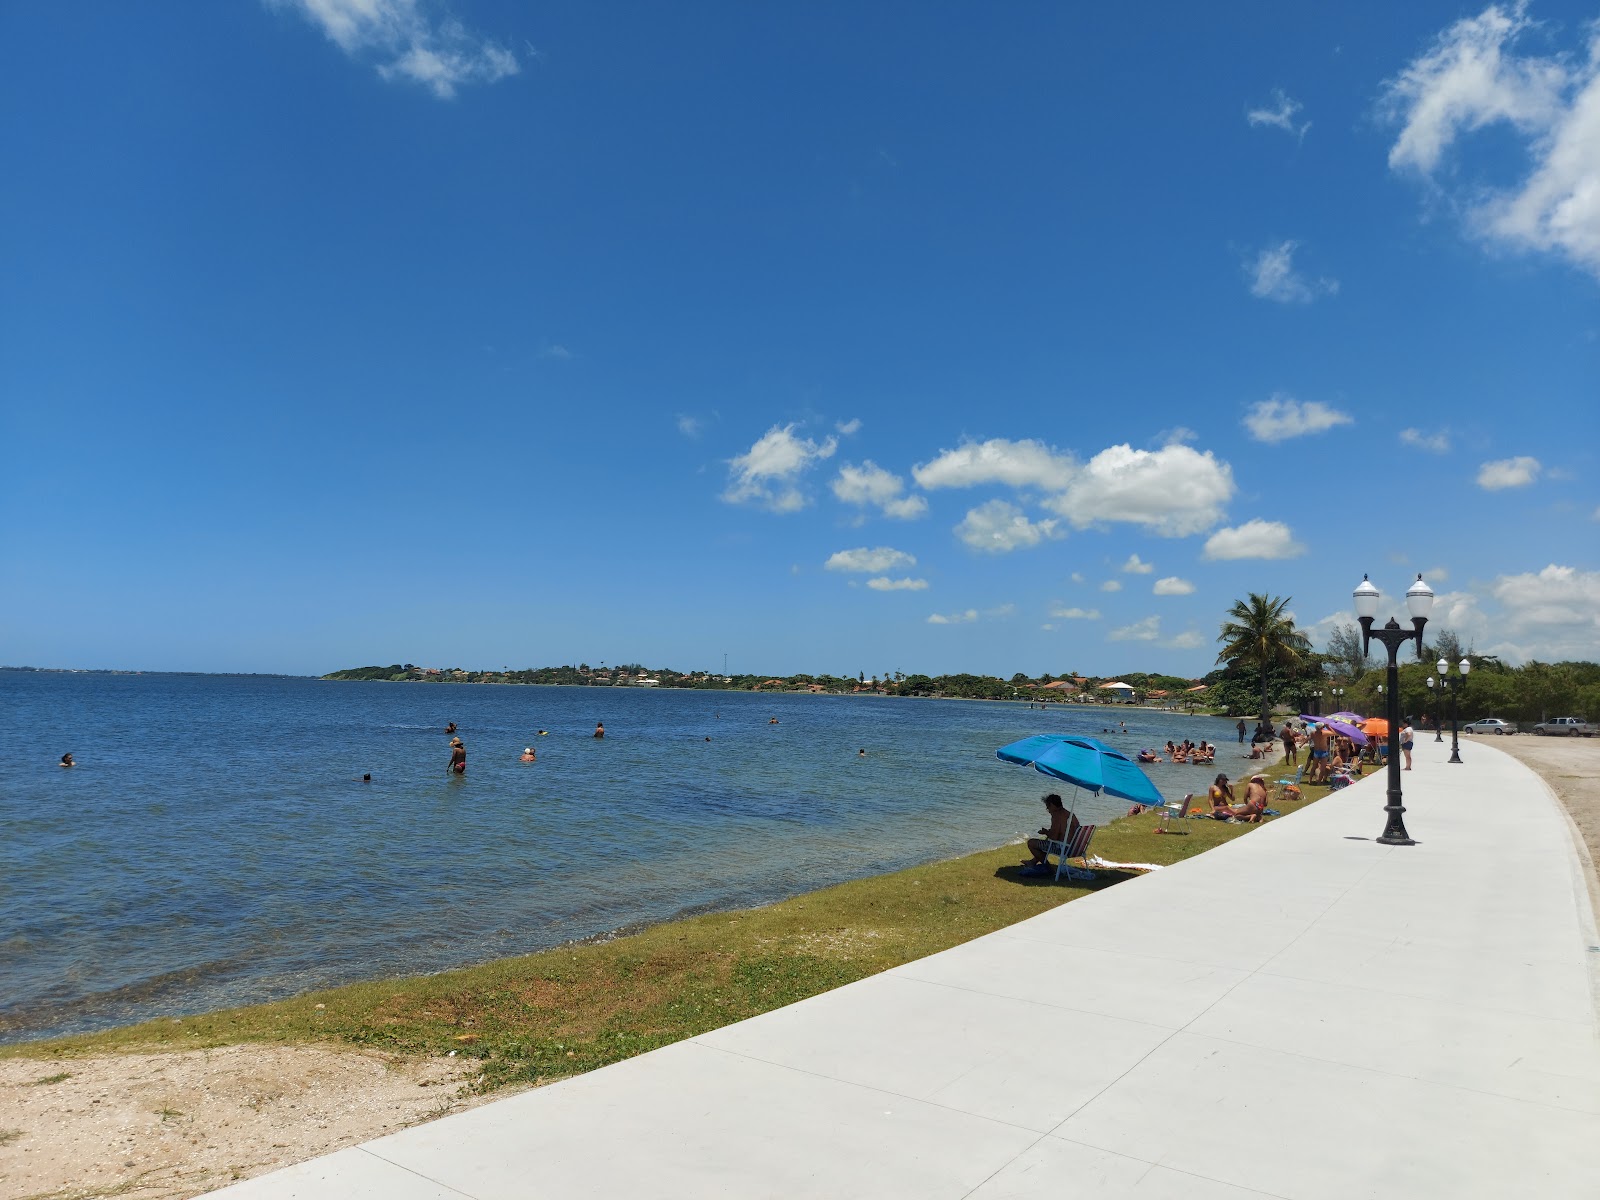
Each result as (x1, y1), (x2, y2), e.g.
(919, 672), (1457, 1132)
(1353, 574), (1434, 846)
(1427, 675), (1447, 741)
(1440, 656), (1471, 764)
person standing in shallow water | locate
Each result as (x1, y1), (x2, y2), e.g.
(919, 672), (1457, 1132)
(1236, 719), (1246, 744)
(59, 752), (74, 768)
(594, 722), (605, 739)
(448, 737), (466, 774)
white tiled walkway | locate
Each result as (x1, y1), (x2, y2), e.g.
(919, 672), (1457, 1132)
(210, 738), (1600, 1198)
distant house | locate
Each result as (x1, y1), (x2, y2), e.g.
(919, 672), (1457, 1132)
(1147, 689), (1169, 698)
(1186, 684), (1209, 693)
(1041, 680), (1078, 692)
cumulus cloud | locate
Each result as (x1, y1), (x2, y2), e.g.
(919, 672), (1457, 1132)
(831, 461), (928, 520)
(1100, 580), (1123, 593)
(1477, 455), (1541, 489)
(1043, 443), (1235, 537)
(676, 415), (702, 438)
(1400, 427), (1452, 453)
(1050, 606), (1101, 620)
(866, 576), (929, 591)
(724, 424), (838, 512)
(1122, 554), (1155, 574)
(913, 438), (1076, 492)
(836, 417), (863, 435)
(1244, 394), (1354, 443)
(273, 0), (519, 98)
(1109, 615), (1162, 642)
(1469, 564), (1600, 661)
(825, 546), (916, 574)
(1247, 241), (1339, 303)
(1165, 630), (1205, 650)
(927, 609), (979, 625)
(1382, 3), (1600, 278)
(954, 500), (1061, 553)
(1202, 519), (1306, 560)
(1154, 576), (1196, 596)
(1247, 89), (1311, 138)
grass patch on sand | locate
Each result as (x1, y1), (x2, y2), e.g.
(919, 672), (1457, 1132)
(5, 774), (1331, 1091)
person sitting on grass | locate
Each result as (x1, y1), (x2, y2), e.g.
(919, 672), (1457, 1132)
(1208, 774), (1235, 818)
(1025, 794), (1079, 869)
(1229, 774), (1270, 823)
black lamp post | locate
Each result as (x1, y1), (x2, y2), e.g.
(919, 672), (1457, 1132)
(1427, 675), (1447, 741)
(1354, 573), (1434, 846)
(1440, 656), (1470, 764)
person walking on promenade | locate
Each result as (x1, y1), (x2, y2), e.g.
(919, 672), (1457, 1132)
(448, 737), (466, 775)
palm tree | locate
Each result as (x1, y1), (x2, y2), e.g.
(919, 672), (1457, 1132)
(1216, 593), (1313, 727)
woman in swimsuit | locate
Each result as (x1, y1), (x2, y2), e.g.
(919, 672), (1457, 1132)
(449, 738), (466, 774)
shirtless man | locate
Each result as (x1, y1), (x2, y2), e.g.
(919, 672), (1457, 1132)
(1026, 794), (1078, 867)
(594, 722), (605, 739)
(1308, 724), (1332, 782)
(1281, 722), (1298, 767)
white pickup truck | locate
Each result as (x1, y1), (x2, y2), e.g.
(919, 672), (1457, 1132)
(1532, 717), (1593, 737)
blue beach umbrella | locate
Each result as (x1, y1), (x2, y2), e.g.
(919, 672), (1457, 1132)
(996, 734), (1166, 817)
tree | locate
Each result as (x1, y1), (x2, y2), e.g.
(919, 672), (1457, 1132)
(1324, 623), (1368, 678)
(1216, 593), (1313, 726)
(1428, 627), (1464, 665)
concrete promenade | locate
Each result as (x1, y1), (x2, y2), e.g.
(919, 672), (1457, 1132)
(212, 737), (1600, 1199)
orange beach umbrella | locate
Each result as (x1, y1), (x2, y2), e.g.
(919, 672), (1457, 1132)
(1361, 717), (1390, 738)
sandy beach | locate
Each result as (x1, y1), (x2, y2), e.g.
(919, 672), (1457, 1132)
(3, 740), (1595, 1200)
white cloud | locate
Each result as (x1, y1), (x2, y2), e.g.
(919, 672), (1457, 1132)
(723, 424), (838, 512)
(1477, 455), (1541, 489)
(1400, 427), (1452, 453)
(866, 576), (929, 591)
(1202, 519), (1306, 560)
(274, 0), (519, 99)
(927, 609), (979, 625)
(954, 500), (1061, 553)
(1122, 554), (1155, 574)
(1243, 394), (1354, 443)
(1165, 630), (1205, 650)
(913, 438), (1076, 491)
(986, 603), (1017, 619)
(1247, 241), (1339, 303)
(1109, 615), (1162, 642)
(1100, 579), (1123, 593)
(1247, 89), (1311, 139)
(1153, 576), (1196, 596)
(1423, 566), (1451, 583)
(1482, 564), (1600, 661)
(1070, 572), (1086, 584)
(1043, 443), (1235, 537)
(1382, 4), (1600, 278)
(1041, 623), (1055, 631)
(1592, 506), (1600, 521)
(676, 414), (702, 438)
(1050, 606), (1101, 620)
(836, 417), (862, 435)
(831, 461), (929, 520)
(825, 546), (916, 574)
(539, 343), (572, 360)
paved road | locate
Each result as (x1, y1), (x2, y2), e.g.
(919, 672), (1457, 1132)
(210, 737), (1600, 1199)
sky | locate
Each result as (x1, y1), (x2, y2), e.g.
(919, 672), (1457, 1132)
(2, 1), (1597, 678)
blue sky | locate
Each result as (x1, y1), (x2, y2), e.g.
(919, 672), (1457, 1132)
(2, 1), (1597, 677)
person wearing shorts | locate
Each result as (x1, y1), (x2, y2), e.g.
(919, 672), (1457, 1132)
(1400, 721), (1415, 770)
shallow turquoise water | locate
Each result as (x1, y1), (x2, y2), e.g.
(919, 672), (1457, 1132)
(0, 673), (1242, 1041)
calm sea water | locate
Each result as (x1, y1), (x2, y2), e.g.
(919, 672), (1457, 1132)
(0, 673), (1242, 1042)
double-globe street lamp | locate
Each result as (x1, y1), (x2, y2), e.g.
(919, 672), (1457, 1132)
(1427, 674), (1448, 741)
(1354, 573), (1435, 846)
(1440, 656), (1470, 764)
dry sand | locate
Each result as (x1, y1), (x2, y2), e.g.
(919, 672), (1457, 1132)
(3, 736), (1596, 1200)
(0, 1044), (494, 1200)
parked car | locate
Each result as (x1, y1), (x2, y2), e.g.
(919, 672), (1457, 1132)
(1532, 717), (1594, 737)
(1462, 718), (1517, 735)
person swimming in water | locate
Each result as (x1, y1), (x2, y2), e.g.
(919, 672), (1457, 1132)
(594, 722), (605, 739)
(520, 747), (537, 762)
(537, 729), (549, 736)
(445, 721), (457, 735)
(449, 737), (466, 774)
(59, 752), (74, 768)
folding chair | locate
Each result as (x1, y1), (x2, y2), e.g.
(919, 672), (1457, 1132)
(1045, 822), (1098, 882)
(1157, 793), (1193, 833)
